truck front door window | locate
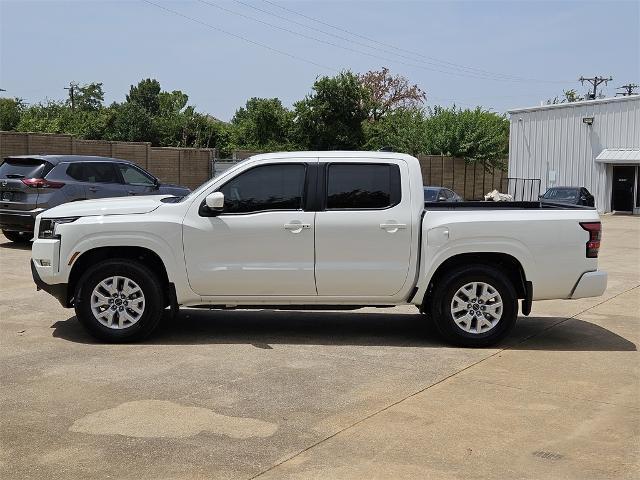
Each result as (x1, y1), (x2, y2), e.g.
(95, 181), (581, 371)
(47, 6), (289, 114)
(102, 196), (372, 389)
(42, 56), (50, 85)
(219, 164), (306, 213)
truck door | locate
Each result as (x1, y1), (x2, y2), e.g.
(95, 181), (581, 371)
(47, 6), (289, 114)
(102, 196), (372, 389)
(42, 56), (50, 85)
(314, 160), (413, 296)
(182, 161), (317, 296)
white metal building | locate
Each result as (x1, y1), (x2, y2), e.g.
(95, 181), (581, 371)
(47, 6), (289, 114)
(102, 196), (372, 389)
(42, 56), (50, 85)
(508, 95), (640, 214)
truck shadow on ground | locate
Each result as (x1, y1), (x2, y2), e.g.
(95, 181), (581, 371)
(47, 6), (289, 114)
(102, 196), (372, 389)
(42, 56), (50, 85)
(51, 309), (636, 351)
(0, 240), (32, 250)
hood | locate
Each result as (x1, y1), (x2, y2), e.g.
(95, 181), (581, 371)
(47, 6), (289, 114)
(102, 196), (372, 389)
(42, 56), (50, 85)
(41, 195), (168, 218)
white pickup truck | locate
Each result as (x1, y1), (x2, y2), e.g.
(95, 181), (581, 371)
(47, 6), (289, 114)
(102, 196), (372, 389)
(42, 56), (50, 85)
(30, 151), (607, 346)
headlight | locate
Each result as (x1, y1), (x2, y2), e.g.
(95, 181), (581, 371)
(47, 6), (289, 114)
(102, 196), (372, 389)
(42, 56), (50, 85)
(38, 217), (79, 239)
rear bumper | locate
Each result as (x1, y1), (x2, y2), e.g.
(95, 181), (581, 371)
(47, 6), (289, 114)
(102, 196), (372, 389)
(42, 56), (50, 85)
(0, 211), (36, 231)
(31, 259), (69, 307)
(571, 270), (608, 299)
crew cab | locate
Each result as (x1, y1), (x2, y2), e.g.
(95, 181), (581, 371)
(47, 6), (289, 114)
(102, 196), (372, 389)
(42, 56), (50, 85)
(30, 152), (608, 346)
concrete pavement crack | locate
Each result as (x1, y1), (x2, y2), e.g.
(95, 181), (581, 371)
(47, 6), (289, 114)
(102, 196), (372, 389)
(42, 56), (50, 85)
(247, 284), (639, 479)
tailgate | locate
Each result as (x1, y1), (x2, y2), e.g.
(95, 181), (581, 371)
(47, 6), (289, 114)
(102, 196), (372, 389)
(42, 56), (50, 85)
(0, 157), (53, 211)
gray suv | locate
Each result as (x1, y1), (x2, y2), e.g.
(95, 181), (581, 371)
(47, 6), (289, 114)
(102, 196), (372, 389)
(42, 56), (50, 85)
(0, 155), (191, 243)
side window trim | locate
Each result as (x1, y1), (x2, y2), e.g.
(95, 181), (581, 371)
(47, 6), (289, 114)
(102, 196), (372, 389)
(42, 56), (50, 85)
(322, 162), (402, 211)
(202, 162), (310, 216)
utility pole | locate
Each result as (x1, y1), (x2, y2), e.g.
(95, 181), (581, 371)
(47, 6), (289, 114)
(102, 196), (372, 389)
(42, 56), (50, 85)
(616, 83), (639, 96)
(64, 82), (78, 111)
(579, 76), (612, 100)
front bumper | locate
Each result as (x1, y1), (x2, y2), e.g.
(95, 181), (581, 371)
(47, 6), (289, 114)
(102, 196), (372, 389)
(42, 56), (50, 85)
(0, 211), (36, 232)
(31, 259), (69, 307)
(571, 270), (608, 299)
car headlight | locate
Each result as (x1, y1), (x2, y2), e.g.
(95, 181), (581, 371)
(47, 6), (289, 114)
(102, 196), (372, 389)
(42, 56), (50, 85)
(38, 217), (79, 239)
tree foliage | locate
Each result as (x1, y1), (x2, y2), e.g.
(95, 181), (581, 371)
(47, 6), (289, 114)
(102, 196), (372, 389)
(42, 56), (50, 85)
(0, 97), (25, 130)
(362, 108), (428, 155)
(294, 71), (371, 150)
(1, 69), (510, 164)
(358, 67), (427, 121)
(546, 88), (584, 104)
(422, 106), (509, 168)
(231, 97), (294, 150)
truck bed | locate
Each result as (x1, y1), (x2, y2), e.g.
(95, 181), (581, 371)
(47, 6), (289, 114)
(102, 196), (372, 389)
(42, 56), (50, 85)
(424, 201), (595, 210)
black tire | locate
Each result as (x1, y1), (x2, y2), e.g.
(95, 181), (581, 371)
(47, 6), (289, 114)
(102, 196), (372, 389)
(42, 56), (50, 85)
(2, 230), (32, 244)
(74, 259), (164, 342)
(427, 264), (518, 347)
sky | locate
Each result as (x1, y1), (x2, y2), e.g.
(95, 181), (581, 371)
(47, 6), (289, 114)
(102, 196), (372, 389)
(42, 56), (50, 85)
(1, 0), (638, 121)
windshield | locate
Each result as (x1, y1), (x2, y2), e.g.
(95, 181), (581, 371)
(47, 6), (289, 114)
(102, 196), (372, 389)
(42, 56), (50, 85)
(424, 188), (439, 201)
(0, 158), (51, 179)
(543, 188), (578, 200)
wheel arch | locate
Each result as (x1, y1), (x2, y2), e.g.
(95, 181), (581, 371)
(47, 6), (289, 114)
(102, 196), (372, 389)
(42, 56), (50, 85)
(419, 252), (529, 312)
(67, 246), (170, 307)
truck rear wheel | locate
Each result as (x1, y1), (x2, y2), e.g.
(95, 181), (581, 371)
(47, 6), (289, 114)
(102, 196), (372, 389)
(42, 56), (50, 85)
(74, 259), (164, 342)
(428, 265), (518, 347)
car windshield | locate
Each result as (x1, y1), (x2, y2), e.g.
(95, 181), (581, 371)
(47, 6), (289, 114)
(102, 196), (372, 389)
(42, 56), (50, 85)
(0, 158), (51, 179)
(424, 188), (439, 201)
(543, 188), (578, 200)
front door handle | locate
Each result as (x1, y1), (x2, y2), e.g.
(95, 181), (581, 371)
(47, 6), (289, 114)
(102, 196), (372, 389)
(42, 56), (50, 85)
(284, 223), (311, 233)
(380, 223), (407, 233)
(88, 187), (98, 192)
(127, 191), (136, 195)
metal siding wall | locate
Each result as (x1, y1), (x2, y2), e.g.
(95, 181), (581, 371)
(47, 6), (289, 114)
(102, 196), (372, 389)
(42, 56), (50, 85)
(508, 96), (640, 213)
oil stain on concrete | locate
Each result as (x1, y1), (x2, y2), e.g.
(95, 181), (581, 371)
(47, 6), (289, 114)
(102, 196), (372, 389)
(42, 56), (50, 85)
(70, 400), (278, 439)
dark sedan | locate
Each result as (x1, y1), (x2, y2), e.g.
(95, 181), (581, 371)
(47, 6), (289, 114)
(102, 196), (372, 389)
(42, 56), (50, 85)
(424, 186), (463, 202)
(539, 186), (594, 207)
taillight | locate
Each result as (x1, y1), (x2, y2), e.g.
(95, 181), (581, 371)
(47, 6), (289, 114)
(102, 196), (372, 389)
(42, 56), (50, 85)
(21, 178), (65, 189)
(580, 222), (601, 258)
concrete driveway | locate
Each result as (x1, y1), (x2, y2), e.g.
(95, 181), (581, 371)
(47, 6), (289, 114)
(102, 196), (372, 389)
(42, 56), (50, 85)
(1, 215), (638, 480)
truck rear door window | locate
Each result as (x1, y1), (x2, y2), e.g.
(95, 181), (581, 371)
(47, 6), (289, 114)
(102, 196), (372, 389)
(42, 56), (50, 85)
(326, 163), (400, 209)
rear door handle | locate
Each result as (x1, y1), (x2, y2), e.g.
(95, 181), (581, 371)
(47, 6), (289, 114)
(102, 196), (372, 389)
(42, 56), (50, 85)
(127, 191), (136, 195)
(88, 187), (98, 192)
(284, 223), (311, 233)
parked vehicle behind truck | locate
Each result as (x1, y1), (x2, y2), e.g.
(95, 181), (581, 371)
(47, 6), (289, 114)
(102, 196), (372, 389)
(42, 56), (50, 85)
(30, 151), (607, 346)
(0, 155), (190, 243)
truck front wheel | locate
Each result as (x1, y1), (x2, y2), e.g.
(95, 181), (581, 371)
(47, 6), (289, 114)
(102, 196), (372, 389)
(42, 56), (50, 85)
(74, 259), (164, 342)
(428, 265), (518, 347)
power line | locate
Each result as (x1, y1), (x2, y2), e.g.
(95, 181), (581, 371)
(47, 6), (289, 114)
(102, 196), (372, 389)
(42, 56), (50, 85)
(229, 0), (534, 83)
(141, 0), (336, 73)
(260, 0), (568, 85)
(197, 0), (563, 83)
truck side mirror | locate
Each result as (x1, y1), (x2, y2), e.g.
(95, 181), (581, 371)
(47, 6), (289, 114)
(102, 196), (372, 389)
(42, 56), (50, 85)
(205, 192), (225, 210)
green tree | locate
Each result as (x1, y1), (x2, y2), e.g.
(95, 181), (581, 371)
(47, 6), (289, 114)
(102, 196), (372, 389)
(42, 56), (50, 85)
(423, 106), (509, 168)
(362, 108), (427, 155)
(231, 97), (295, 150)
(0, 97), (25, 130)
(126, 78), (162, 115)
(103, 101), (156, 143)
(74, 82), (105, 111)
(294, 71), (371, 150)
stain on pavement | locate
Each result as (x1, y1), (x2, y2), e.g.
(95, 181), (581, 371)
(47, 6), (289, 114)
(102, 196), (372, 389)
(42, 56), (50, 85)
(69, 400), (278, 439)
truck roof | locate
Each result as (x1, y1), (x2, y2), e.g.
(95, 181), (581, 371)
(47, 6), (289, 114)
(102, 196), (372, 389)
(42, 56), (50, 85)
(248, 151), (419, 163)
